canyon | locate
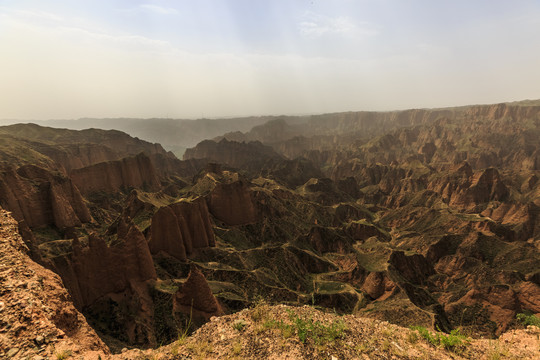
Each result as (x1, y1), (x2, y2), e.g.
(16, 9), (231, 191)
(0, 101), (539, 358)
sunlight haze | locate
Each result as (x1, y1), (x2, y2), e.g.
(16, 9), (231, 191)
(1, 0), (540, 120)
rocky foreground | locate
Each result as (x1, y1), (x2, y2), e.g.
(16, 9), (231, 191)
(0, 209), (538, 359)
(0, 210), (109, 359)
(123, 305), (539, 360)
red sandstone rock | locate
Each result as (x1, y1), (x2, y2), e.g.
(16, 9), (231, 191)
(516, 281), (540, 314)
(173, 264), (224, 320)
(70, 153), (161, 195)
(0, 165), (92, 229)
(0, 209), (109, 359)
(207, 179), (259, 225)
(149, 197), (215, 260)
(346, 221), (389, 242)
(56, 216), (156, 309)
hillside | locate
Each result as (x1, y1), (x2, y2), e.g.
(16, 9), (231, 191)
(0, 209), (109, 359)
(119, 304), (540, 360)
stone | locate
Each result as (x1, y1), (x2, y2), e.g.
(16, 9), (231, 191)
(6, 348), (19, 358)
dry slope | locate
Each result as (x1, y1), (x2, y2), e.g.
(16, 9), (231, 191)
(118, 304), (540, 360)
(0, 209), (109, 360)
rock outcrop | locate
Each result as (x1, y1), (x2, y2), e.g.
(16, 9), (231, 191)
(173, 264), (224, 321)
(149, 197), (215, 261)
(55, 216), (156, 309)
(51, 216), (158, 346)
(184, 138), (283, 169)
(0, 165), (92, 229)
(70, 153), (161, 195)
(0, 209), (109, 359)
(0, 123), (170, 172)
(207, 178), (259, 226)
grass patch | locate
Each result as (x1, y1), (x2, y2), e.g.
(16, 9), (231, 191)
(186, 340), (214, 359)
(55, 350), (72, 360)
(263, 310), (346, 345)
(486, 341), (509, 360)
(411, 326), (468, 352)
(232, 319), (247, 331)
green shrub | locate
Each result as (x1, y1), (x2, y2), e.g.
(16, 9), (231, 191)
(410, 326), (468, 352)
(516, 312), (540, 327)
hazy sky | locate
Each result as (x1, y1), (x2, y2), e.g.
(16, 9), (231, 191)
(1, 0), (540, 120)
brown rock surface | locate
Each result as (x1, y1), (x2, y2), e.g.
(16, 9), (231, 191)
(70, 153), (161, 195)
(0, 209), (109, 359)
(0, 165), (92, 229)
(207, 178), (259, 225)
(388, 251), (435, 286)
(305, 226), (352, 254)
(0, 123), (170, 172)
(173, 264), (224, 320)
(149, 197), (215, 261)
(49, 216), (158, 346)
(183, 138), (283, 169)
(54, 216), (156, 309)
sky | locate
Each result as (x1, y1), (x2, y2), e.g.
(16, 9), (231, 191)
(1, 0), (540, 120)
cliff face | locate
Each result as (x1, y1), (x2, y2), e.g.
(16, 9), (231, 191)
(207, 179), (259, 226)
(149, 153), (208, 180)
(0, 165), (92, 229)
(0, 209), (109, 359)
(183, 138), (283, 169)
(54, 216), (156, 309)
(40, 143), (127, 173)
(70, 153), (161, 195)
(52, 216), (158, 346)
(464, 103), (540, 121)
(149, 197), (215, 261)
(428, 166), (509, 211)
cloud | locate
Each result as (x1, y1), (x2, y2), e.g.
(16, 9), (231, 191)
(299, 12), (377, 39)
(0, 7), (64, 24)
(135, 4), (179, 15)
(0, 7), (173, 52)
(57, 25), (172, 49)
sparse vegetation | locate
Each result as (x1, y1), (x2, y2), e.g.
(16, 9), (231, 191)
(407, 330), (420, 344)
(55, 349), (72, 360)
(516, 312), (540, 327)
(262, 309), (346, 345)
(411, 326), (469, 352)
(232, 319), (247, 331)
(486, 341), (509, 360)
(186, 339), (214, 359)
(177, 300), (194, 345)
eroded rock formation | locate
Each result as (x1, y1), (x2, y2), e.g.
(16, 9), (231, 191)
(70, 153), (161, 195)
(0, 165), (91, 229)
(173, 264), (224, 321)
(149, 197), (215, 260)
